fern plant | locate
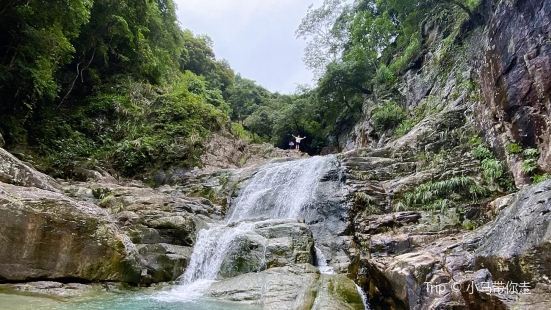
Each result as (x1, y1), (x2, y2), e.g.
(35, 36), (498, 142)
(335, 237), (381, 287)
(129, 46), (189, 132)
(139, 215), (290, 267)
(506, 143), (523, 154)
(400, 176), (487, 211)
(481, 158), (504, 182)
(522, 158), (538, 174)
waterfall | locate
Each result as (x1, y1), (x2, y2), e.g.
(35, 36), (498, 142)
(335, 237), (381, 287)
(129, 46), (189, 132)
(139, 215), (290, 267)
(314, 246), (335, 275)
(181, 222), (255, 283)
(227, 156), (332, 223)
(159, 156), (334, 301)
(356, 284), (371, 310)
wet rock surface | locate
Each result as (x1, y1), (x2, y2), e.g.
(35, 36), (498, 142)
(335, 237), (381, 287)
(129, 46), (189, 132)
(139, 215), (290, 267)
(0, 281), (113, 298)
(218, 220), (315, 278)
(208, 264), (363, 310)
(479, 0), (551, 176)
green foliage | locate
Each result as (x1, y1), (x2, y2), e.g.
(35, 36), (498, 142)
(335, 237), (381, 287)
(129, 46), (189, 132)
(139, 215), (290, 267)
(230, 123), (256, 143)
(0, 0), (244, 177)
(0, 0), (93, 138)
(388, 35), (422, 74)
(227, 76), (270, 123)
(480, 158), (504, 182)
(523, 148), (540, 159)
(375, 64), (396, 85)
(399, 176), (488, 211)
(472, 145), (493, 160)
(393, 100), (441, 137)
(394, 119), (416, 137)
(517, 148), (542, 179)
(469, 138), (512, 189)
(532, 174), (551, 184)
(371, 101), (406, 132)
(506, 143), (523, 154)
(521, 159), (538, 175)
(296, 0), (350, 75)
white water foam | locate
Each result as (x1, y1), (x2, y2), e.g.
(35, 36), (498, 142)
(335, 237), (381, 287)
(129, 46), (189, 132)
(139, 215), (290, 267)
(355, 284), (371, 310)
(157, 156), (334, 301)
(227, 156), (332, 223)
(314, 246), (335, 275)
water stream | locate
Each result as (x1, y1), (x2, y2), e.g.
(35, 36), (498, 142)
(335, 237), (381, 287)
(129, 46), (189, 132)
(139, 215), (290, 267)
(157, 155), (371, 308)
(160, 156), (334, 301)
(1, 156), (371, 309)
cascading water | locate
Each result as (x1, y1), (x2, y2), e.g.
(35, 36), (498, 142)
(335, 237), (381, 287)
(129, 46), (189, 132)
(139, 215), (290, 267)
(158, 155), (370, 309)
(227, 156), (332, 222)
(159, 156), (334, 301)
(315, 246), (335, 275)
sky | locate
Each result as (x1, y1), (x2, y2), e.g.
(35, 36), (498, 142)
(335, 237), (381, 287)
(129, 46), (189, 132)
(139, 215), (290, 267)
(174, 0), (323, 94)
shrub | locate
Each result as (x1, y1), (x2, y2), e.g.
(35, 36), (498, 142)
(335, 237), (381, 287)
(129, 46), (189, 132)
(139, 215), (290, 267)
(394, 119), (416, 137)
(481, 158), (504, 182)
(506, 143), (523, 154)
(400, 176), (488, 211)
(389, 36), (421, 74)
(230, 122), (255, 142)
(375, 64), (396, 85)
(371, 101), (406, 132)
(521, 158), (538, 174)
(523, 148), (540, 158)
(533, 174), (551, 184)
(472, 145), (492, 160)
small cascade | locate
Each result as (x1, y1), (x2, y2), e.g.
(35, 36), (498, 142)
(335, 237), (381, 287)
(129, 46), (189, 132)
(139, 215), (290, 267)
(314, 246), (335, 275)
(355, 284), (371, 310)
(160, 156), (334, 301)
(228, 156), (331, 223)
(181, 222), (255, 284)
(316, 247), (371, 310)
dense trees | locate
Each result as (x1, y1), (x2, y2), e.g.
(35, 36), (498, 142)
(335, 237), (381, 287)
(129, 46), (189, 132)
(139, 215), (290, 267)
(0, 0), (93, 122)
(0, 0), (238, 177)
(285, 0), (484, 146)
(0, 0), (486, 177)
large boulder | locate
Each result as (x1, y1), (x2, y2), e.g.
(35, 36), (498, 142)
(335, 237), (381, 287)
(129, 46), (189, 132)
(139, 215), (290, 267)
(312, 274), (365, 310)
(218, 219), (315, 278)
(474, 179), (551, 284)
(0, 148), (60, 192)
(63, 181), (217, 283)
(209, 264), (363, 310)
(0, 182), (143, 283)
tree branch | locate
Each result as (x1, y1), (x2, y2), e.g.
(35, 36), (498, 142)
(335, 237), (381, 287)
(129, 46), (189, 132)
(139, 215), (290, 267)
(58, 48), (96, 108)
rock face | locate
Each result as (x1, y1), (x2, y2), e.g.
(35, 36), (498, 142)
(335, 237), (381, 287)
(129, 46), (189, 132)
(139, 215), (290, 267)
(475, 179), (551, 285)
(0, 148), (61, 192)
(334, 2), (551, 306)
(479, 0), (551, 174)
(0, 182), (142, 283)
(218, 220), (315, 278)
(63, 181), (221, 283)
(0, 144), (222, 285)
(208, 264), (364, 310)
(352, 179), (551, 310)
(199, 133), (306, 173)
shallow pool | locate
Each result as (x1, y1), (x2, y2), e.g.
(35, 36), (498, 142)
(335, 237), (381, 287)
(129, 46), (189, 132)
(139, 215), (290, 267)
(0, 292), (259, 310)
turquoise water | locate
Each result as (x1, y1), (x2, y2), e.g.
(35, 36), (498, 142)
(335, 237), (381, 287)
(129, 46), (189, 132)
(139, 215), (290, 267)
(0, 292), (259, 310)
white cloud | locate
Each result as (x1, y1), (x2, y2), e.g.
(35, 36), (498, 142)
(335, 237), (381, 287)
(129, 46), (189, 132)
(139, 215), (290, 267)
(174, 0), (322, 93)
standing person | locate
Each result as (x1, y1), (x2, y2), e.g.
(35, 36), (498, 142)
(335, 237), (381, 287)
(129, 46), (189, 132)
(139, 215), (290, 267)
(292, 134), (306, 151)
(288, 141), (295, 149)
